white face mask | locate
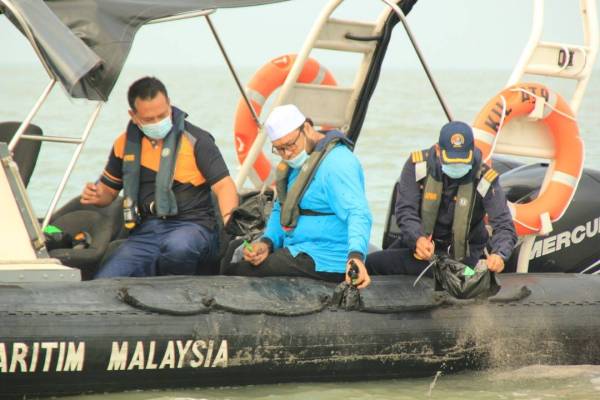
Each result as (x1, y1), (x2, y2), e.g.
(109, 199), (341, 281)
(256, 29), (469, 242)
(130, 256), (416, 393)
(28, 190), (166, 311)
(139, 115), (172, 140)
(284, 150), (309, 169)
(442, 163), (472, 179)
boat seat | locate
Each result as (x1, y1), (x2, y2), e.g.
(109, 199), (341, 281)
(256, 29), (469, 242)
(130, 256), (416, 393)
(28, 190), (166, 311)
(51, 196), (124, 240)
(381, 179), (402, 250)
(48, 196), (124, 280)
(0, 121), (43, 187)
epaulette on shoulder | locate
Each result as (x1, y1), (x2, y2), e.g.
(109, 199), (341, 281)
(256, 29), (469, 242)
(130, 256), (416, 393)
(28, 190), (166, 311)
(482, 166), (499, 183)
(411, 150), (425, 164)
(412, 150), (429, 181)
(477, 165), (499, 197)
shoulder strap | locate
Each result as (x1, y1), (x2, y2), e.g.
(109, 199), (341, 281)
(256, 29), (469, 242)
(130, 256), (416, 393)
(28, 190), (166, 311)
(411, 149), (429, 181)
(411, 150), (425, 163)
(153, 114), (184, 217)
(275, 161), (290, 207)
(420, 175), (443, 237)
(122, 122), (143, 218)
(419, 148), (441, 236)
(278, 135), (347, 230)
(453, 161), (490, 262)
(121, 109), (185, 223)
(452, 180), (477, 261)
(476, 164), (499, 198)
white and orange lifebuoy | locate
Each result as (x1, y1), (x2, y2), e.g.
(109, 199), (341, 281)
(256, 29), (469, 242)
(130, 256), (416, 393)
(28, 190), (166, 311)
(472, 82), (584, 236)
(233, 54), (337, 182)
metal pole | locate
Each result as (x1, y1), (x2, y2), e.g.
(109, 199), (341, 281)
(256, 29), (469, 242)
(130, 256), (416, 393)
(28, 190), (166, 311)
(516, 235), (535, 273)
(42, 102), (104, 228)
(507, 0), (544, 86)
(380, 0), (453, 122)
(204, 15), (261, 127)
(147, 9), (215, 25)
(19, 135), (83, 144)
(235, 0), (345, 189)
(8, 80), (56, 152)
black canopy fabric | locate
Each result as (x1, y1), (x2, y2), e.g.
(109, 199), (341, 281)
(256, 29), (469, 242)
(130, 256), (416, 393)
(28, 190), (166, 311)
(1, 0), (289, 101)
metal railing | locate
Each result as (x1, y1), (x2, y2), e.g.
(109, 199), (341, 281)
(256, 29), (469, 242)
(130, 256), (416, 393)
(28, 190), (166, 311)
(4, 6), (230, 229)
(234, 0), (454, 188)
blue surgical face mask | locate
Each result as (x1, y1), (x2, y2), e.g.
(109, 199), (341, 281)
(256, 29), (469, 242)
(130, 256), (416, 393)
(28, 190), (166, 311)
(139, 115), (172, 140)
(285, 150), (309, 169)
(442, 163), (472, 179)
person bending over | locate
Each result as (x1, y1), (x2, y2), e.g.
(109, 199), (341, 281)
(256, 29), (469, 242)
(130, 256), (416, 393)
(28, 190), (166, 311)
(366, 121), (517, 275)
(222, 104), (372, 288)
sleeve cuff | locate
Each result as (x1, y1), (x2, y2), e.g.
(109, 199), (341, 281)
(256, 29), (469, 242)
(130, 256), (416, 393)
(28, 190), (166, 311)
(494, 251), (509, 261)
(405, 235), (418, 250)
(100, 175), (122, 191)
(347, 251), (365, 262)
(207, 170), (230, 187)
(259, 237), (274, 253)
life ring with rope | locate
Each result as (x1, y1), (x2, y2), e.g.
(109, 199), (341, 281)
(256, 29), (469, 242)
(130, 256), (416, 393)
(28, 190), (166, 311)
(472, 82), (584, 236)
(233, 54), (337, 182)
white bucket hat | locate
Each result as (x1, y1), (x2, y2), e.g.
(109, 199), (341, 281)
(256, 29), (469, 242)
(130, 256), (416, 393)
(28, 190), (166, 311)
(264, 104), (306, 142)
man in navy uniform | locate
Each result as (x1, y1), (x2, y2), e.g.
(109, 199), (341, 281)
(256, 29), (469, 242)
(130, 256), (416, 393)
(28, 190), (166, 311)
(366, 121), (517, 275)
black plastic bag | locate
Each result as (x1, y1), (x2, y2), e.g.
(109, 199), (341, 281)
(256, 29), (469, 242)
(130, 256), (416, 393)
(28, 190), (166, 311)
(433, 255), (500, 299)
(43, 224), (93, 251)
(224, 189), (274, 240)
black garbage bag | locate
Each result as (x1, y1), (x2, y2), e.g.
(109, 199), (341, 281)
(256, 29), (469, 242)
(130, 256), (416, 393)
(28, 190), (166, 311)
(433, 255), (500, 299)
(224, 189), (274, 241)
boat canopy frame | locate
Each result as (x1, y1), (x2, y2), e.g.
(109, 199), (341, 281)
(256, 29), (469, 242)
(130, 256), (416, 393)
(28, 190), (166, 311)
(488, 0), (598, 273)
(0, 0), (294, 281)
(0, 0), (423, 249)
(0, 0), (598, 281)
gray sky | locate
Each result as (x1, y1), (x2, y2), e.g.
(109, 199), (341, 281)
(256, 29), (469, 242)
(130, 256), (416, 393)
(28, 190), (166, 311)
(1, 0), (599, 71)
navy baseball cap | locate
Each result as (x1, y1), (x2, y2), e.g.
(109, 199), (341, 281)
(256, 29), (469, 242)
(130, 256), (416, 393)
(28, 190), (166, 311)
(438, 121), (474, 164)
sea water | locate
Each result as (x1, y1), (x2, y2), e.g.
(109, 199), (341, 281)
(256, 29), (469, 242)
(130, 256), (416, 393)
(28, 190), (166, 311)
(1, 65), (599, 399)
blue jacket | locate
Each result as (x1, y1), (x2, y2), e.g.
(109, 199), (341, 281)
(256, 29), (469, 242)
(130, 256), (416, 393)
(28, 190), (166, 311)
(396, 148), (517, 265)
(263, 140), (372, 273)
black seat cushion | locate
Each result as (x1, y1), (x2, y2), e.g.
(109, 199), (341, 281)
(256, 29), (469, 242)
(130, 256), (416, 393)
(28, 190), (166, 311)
(52, 196), (124, 242)
(0, 121), (43, 186)
(382, 180), (402, 249)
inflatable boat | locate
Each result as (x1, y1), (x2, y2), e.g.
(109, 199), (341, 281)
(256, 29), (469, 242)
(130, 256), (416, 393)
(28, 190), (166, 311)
(1, 0), (599, 398)
(2, 273), (600, 398)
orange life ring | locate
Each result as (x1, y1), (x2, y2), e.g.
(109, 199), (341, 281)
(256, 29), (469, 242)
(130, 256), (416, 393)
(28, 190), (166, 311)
(472, 83), (584, 236)
(233, 54), (337, 182)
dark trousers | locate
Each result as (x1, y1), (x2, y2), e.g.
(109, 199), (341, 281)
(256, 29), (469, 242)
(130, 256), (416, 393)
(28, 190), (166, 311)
(95, 218), (218, 278)
(366, 240), (481, 276)
(366, 247), (432, 276)
(222, 246), (345, 283)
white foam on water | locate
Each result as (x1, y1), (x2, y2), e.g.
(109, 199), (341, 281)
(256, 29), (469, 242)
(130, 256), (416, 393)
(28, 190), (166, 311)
(495, 365), (600, 381)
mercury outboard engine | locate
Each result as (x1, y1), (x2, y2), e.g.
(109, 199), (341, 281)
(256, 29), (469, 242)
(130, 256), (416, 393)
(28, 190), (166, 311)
(501, 164), (600, 273)
(381, 161), (600, 274)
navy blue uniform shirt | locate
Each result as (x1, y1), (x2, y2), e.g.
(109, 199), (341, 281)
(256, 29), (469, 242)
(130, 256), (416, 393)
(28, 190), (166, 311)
(395, 152), (517, 262)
